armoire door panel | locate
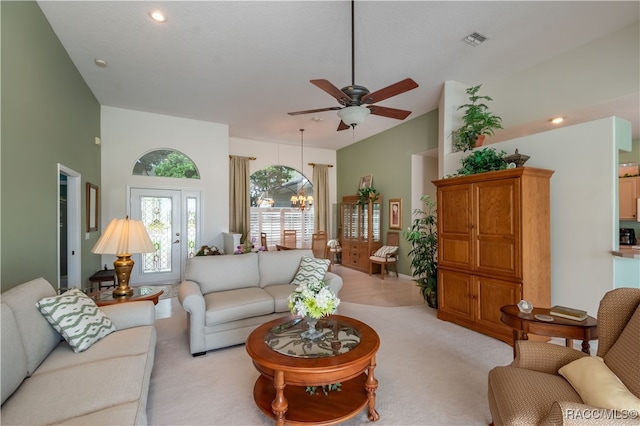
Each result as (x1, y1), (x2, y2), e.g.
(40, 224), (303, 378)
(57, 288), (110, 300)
(438, 270), (474, 321)
(476, 239), (517, 275)
(440, 237), (472, 268)
(476, 276), (521, 330)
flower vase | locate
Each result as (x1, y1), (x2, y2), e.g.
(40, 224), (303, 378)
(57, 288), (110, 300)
(301, 317), (323, 340)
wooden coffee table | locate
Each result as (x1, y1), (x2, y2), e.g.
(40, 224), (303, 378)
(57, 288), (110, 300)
(90, 286), (163, 306)
(246, 315), (380, 426)
(500, 305), (598, 357)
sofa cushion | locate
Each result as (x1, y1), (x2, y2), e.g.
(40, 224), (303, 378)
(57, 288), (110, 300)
(258, 250), (313, 287)
(263, 284), (297, 313)
(603, 304), (640, 396)
(0, 354), (151, 425)
(204, 287), (274, 326)
(1, 302), (28, 405)
(0, 278), (62, 375)
(559, 356), (640, 411)
(488, 365), (582, 425)
(186, 253), (260, 294)
(36, 288), (116, 353)
(291, 256), (330, 286)
(35, 325), (156, 375)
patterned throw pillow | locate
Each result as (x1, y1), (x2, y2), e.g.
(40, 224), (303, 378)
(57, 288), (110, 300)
(373, 245), (398, 258)
(291, 256), (330, 286)
(36, 288), (116, 353)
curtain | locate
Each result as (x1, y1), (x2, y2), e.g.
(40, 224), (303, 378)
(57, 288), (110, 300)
(229, 156), (251, 241)
(312, 164), (330, 232)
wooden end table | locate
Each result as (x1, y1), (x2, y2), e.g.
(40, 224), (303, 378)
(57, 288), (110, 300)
(89, 286), (163, 306)
(500, 305), (598, 357)
(246, 315), (380, 426)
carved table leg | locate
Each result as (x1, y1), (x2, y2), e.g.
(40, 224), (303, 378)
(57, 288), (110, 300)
(271, 370), (287, 426)
(581, 340), (591, 355)
(365, 355), (380, 421)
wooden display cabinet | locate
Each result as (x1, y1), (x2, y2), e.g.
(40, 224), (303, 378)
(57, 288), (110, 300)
(434, 167), (553, 344)
(619, 176), (639, 220)
(340, 195), (382, 273)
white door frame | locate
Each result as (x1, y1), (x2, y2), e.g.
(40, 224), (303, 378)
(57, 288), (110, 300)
(57, 164), (81, 291)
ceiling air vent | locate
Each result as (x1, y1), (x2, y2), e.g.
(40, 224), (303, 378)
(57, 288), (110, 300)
(463, 32), (487, 46)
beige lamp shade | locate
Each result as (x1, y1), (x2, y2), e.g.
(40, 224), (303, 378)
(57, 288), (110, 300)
(91, 217), (155, 255)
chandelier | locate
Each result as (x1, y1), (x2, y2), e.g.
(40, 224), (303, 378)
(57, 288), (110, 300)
(291, 129), (313, 211)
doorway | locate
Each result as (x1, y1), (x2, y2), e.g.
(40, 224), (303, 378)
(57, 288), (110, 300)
(58, 164), (81, 291)
(129, 188), (201, 284)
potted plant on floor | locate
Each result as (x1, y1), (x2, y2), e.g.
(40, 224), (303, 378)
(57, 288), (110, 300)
(403, 195), (438, 308)
(453, 84), (503, 152)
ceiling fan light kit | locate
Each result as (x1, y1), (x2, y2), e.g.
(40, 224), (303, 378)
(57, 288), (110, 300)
(338, 106), (370, 127)
(287, 0), (418, 131)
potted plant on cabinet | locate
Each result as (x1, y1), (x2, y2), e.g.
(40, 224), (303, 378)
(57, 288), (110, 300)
(356, 187), (379, 205)
(456, 147), (508, 176)
(453, 84), (503, 152)
(403, 195), (438, 308)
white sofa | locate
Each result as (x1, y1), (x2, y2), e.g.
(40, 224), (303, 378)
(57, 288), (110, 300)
(178, 249), (343, 355)
(1, 278), (156, 425)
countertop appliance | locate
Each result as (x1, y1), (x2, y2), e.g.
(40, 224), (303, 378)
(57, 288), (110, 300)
(620, 228), (636, 245)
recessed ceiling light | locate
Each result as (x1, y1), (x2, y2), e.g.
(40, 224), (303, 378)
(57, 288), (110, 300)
(149, 10), (167, 23)
(463, 32), (487, 46)
(311, 117), (325, 122)
(94, 59), (108, 68)
(550, 117), (564, 124)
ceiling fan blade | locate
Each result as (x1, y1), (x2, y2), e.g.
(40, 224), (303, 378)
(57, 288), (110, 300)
(288, 106), (342, 116)
(367, 105), (412, 120)
(362, 78), (419, 104)
(311, 79), (350, 104)
(337, 120), (350, 131)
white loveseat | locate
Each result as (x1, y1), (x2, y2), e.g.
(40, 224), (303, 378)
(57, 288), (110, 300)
(178, 249), (343, 355)
(1, 278), (157, 425)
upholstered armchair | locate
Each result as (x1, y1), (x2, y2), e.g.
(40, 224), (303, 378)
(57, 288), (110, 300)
(488, 288), (640, 425)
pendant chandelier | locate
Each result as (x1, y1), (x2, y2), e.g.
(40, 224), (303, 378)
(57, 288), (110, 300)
(291, 129), (313, 211)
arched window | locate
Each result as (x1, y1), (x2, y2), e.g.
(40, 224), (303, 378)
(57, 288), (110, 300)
(132, 149), (200, 179)
(249, 166), (314, 249)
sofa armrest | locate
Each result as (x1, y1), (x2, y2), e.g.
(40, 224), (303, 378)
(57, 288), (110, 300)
(511, 340), (588, 374)
(543, 401), (639, 425)
(101, 301), (155, 330)
(178, 280), (207, 354)
(323, 271), (343, 295)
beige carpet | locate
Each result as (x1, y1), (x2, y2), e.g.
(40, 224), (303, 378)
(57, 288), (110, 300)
(147, 301), (512, 425)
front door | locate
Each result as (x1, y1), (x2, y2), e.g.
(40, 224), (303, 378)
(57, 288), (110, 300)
(129, 188), (200, 284)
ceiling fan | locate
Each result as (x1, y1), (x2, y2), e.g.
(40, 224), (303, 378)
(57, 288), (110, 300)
(288, 0), (419, 131)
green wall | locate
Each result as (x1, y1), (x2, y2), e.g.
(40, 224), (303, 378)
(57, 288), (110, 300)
(1, 1), (101, 291)
(337, 111), (439, 275)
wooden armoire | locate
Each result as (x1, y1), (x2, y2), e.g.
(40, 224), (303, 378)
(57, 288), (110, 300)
(340, 195), (382, 273)
(433, 167), (554, 344)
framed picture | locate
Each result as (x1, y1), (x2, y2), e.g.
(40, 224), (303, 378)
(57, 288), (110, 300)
(359, 175), (373, 190)
(389, 198), (402, 229)
(86, 182), (99, 232)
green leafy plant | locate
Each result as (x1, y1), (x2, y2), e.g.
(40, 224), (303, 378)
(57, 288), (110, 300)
(403, 195), (438, 308)
(357, 187), (379, 205)
(456, 148), (507, 176)
(453, 84), (503, 152)
(306, 383), (342, 396)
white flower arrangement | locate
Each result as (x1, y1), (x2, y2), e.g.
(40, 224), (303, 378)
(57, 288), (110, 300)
(288, 279), (340, 319)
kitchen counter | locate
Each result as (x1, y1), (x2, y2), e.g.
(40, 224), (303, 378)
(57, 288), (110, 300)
(612, 247), (640, 259)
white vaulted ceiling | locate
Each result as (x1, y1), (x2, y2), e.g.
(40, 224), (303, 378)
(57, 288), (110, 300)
(37, 1), (639, 149)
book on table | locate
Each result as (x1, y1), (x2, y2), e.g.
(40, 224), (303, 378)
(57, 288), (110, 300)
(550, 305), (588, 321)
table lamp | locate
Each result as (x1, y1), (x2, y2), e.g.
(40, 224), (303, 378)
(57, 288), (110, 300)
(91, 216), (155, 297)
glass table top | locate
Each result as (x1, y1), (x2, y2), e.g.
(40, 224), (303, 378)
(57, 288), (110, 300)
(92, 286), (161, 303)
(264, 317), (361, 359)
